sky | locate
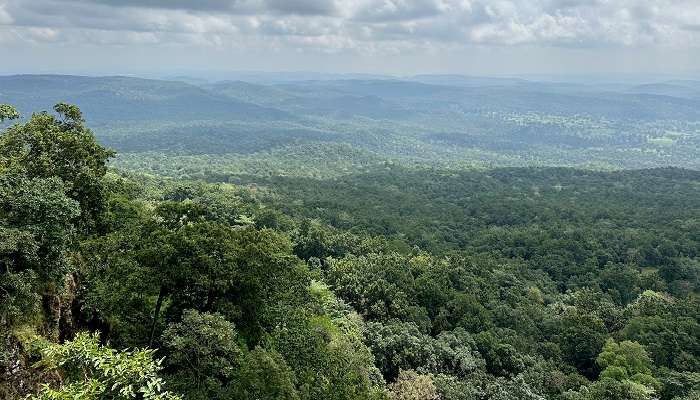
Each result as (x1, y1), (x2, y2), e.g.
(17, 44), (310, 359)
(1, 0), (699, 78)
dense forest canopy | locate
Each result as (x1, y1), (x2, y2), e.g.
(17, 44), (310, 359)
(1, 81), (699, 400)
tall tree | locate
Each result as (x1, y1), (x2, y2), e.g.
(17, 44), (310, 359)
(0, 103), (113, 231)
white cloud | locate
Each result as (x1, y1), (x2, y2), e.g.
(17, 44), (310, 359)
(0, 3), (13, 24)
(26, 27), (59, 41)
(1, 0), (699, 56)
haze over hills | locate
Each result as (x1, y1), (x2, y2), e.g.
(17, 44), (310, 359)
(0, 75), (292, 123)
(2, 73), (700, 174)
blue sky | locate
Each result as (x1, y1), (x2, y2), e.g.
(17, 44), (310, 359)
(1, 0), (699, 78)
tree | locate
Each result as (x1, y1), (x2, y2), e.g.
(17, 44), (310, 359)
(431, 374), (482, 400)
(621, 292), (700, 371)
(446, 293), (493, 333)
(1, 104), (90, 331)
(656, 368), (700, 400)
(564, 379), (654, 400)
(269, 309), (385, 400)
(0, 174), (80, 327)
(0, 103), (113, 230)
(162, 310), (243, 399)
(230, 347), (300, 400)
(388, 370), (439, 400)
(31, 332), (181, 399)
(475, 331), (527, 377)
(364, 321), (439, 380)
(325, 253), (416, 322)
(0, 104), (19, 122)
(597, 339), (660, 391)
(365, 321), (484, 381)
(482, 375), (546, 400)
(674, 391), (700, 400)
(557, 309), (607, 377)
(563, 340), (660, 400)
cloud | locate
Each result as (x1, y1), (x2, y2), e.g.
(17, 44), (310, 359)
(80, 0), (242, 12)
(0, 3), (13, 24)
(263, 0), (342, 16)
(53, 0), (346, 16)
(0, 0), (699, 53)
(353, 0), (447, 22)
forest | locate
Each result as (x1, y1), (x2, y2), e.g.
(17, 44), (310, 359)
(4, 75), (700, 174)
(0, 103), (700, 400)
(1, 99), (699, 399)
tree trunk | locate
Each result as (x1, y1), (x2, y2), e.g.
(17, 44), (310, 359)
(204, 286), (216, 311)
(41, 288), (61, 342)
(148, 285), (166, 348)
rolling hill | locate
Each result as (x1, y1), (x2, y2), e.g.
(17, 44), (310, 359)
(2, 74), (700, 172)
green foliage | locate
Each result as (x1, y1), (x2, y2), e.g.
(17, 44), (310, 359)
(621, 293), (700, 372)
(674, 391), (700, 400)
(5, 102), (700, 400)
(474, 331), (529, 377)
(388, 370), (439, 400)
(31, 332), (181, 400)
(432, 374), (482, 400)
(0, 103), (113, 230)
(0, 173), (79, 284)
(0, 270), (40, 326)
(161, 310), (243, 399)
(564, 379), (654, 400)
(597, 339), (659, 391)
(657, 368), (700, 400)
(82, 217), (310, 347)
(0, 103), (113, 338)
(481, 375), (547, 400)
(0, 104), (20, 122)
(557, 309), (608, 377)
(267, 309), (385, 400)
(365, 321), (484, 380)
(327, 254), (419, 323)
(231, 347), (299, 400)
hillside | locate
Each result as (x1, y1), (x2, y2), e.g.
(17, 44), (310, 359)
(3, 74), (700, 173)
(1, 102), (698, 400)
(0, 75), (291, 122)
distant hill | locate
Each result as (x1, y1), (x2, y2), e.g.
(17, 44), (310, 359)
(626, 82), (700, 99)
(0, 75), (291, 123)
(4, 74), (700, 124)
(665, 80), (700, 91)
(408, 74), (528, 87)
(203, 80), (298, 105)
(2, 74), (700, 171)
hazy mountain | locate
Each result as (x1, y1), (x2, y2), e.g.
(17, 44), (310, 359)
(203, 80), (299, 105)
(209, 71), (393, 83)
(408, 74), (529, 87)
(626, 83), (700, 99)
(0, 75), (291, 123)
(2, 74), (700, 170)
